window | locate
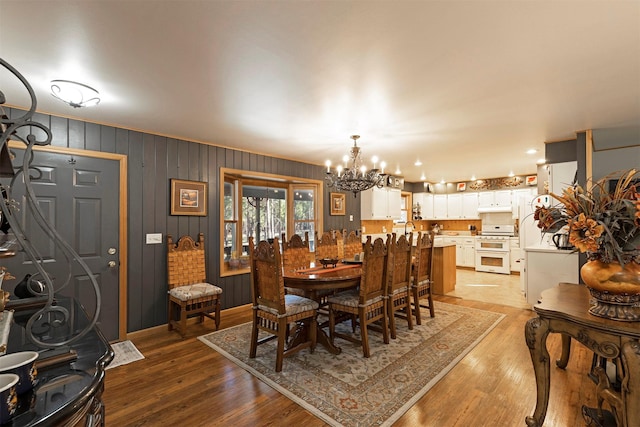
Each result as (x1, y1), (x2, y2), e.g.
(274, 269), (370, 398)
(220, 169), (323, 276)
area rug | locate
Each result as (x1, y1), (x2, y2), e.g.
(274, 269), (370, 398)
(198, 302), (504, 426)
(106, 340), (145, 370)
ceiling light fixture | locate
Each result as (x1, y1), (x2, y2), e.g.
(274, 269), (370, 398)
(536, 158), (546, 164)
(325, 135), (386, 197)
(414, 160), (422, 166)
(50, 79), (100, 108)
(526, 148), (538, 155)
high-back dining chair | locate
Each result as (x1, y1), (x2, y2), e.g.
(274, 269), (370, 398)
(249, 237), (318, 372)
(386, 233), (414, 338)
(167, 233), (222, 338)
(327, 235), (390, 357)
(343, 230), (363, 260)
(315, 231), (339, 260)
(412, 231), (435, 324)
(281, 232), (311, 272)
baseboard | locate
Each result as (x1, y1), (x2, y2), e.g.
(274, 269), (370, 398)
(124, 303), (253, 341)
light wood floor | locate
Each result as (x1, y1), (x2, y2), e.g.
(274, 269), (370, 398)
(104, 270), (598, 426)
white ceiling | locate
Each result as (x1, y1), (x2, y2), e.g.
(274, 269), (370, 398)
(1, 1), (638, 184)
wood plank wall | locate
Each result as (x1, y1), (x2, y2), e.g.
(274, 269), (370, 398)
(8, 108), (362, 333)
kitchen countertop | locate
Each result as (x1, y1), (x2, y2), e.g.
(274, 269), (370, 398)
(525, 244), (577, 254)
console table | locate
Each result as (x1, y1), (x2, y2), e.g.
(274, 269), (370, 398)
(5, 298), (113, 426)
(524, 283), (640, 427)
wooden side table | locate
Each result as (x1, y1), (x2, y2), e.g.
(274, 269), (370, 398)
(524, 283), (640, 427)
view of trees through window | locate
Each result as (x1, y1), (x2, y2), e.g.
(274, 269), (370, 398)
(220, 170), (322, 275)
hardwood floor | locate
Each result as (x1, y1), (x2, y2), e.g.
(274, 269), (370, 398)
(104, 271), (598, 426)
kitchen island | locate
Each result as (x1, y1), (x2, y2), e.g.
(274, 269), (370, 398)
(432, 242), (457, 295)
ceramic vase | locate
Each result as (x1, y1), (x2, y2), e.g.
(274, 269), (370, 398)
(580, 260), (640, 321)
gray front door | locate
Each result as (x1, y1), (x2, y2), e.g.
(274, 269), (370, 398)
(4, 149), (120, 341)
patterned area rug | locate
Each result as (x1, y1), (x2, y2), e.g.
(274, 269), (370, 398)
(106, 340), (145, 370)
(198, 302), (504, 426)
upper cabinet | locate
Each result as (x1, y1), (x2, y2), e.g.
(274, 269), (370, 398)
(361, 187), (402, 220)
(462, 192), (479, 219)
(477, 190), (512, 213)
(433, 195), (448, 219)
(446, 194), (463, 218)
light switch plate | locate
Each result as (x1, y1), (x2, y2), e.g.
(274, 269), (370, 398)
(146, 233), (162, 244)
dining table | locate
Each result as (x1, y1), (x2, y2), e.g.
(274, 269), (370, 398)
(283, 261), (362, 354)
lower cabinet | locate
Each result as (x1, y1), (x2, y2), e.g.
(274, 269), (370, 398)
(524, 248), (579, 306)
(445, 236), (475, 268)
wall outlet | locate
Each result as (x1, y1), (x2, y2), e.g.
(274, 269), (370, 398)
(146, 233), (162, 244)
(349, 215), (353, 221)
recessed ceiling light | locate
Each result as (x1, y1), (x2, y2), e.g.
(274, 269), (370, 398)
(508, 171), (515, 177)
(420, 174), (426, 180)
(440, 179), (445, 184)
(526, 149), (538, 155)
(395, 168), (401, 175)
(414, 160), (422, 166)
(470, 175), (476, 181)
(536, 158), (546, 164)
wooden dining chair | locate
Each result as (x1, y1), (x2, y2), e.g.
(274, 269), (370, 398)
(315, 231), (339, 260)
(281, 232), (311, 273)
(249, 237), (319, 372)
(327, 235), (390, 358)
(343, 230), (363, 260)
(411, 231), (435, 324)
(281, 232), (311, 297)
(334, 229), (345, 260)
(386, 233), (414, 339)
(167, 233), (222, 338)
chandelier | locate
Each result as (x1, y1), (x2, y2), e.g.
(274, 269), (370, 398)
(325, 135), (386, 197)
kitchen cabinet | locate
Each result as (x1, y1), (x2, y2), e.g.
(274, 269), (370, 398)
(462, 192), (479, 219)
(361, 187), (402, 220)
(478, 190), (512, 210)
(444, 236), (475, 268)
(447, 194), (463, 218)
(433, 195), (448, 219)
(422, 193), (434, 219)
(524, 247), (578, 306)
(432, 242), (457, 295)
(445, 193), (478, 219)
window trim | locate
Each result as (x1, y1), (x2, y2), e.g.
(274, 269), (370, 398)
(219, 167), (324, 277)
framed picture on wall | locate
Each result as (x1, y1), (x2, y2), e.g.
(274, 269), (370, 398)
(330, 192), (346, 216)
(170, 179), (208, 216)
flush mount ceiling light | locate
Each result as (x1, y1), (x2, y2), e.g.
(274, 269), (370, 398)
(526, 148), (538, 155)
(50, 79), (100, 108)
(325, 135), (386, 197)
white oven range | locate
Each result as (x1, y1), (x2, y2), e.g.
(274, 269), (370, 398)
(475, 225), (514, 274)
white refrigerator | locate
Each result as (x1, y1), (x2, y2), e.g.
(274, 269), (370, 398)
(518, 194), (547, 293)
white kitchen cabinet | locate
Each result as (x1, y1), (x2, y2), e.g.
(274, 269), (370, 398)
(462, 192), (479, 219)
(433, 195), (448, 219)
(447, 194), (463, 218)
(494, 190), (512, 207)
(524, 247), (578, 306)
(478, 190), (512, 213)
(446, 193), (478, 219)
(412, 192), (434, 220)
(461, 237), (476, 267)
(422, 194), (434, 219)
(361, 187), (402, 220)
(445, 236), (475, 267)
